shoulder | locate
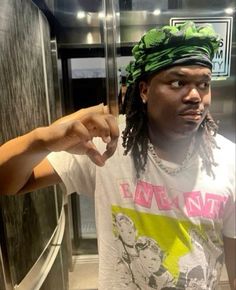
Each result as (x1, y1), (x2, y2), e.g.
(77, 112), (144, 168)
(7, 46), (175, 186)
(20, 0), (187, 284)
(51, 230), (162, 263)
(213, 133), (235, 176)
(214, 133), (235, 148)
(214, 134), (235, 159)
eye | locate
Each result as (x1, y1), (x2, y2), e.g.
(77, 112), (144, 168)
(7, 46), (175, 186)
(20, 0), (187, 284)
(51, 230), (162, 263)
(198, 82), (210, 89)
(170, 80), (184, 88)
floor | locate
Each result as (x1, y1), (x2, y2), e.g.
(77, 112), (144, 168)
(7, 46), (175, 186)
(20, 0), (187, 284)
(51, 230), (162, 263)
(69, 255), (98, 290)
(68, 255), (231, 290)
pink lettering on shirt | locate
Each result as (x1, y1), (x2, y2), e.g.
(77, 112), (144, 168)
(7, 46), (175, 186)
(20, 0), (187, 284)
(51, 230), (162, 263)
(184, 192), (227, 219)
(119, 180), (227, 220)
(120, 183), (133, 198)
(153, 185), (174, 210)
(172, 196), (180, 209)
(134, 181), (153, 208)
(184, 191), (204, 217)
(202, 193), (227, 219)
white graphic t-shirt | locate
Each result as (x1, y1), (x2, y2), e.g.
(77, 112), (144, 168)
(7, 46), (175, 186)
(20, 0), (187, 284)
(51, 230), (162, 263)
(47, 131), (235, 290)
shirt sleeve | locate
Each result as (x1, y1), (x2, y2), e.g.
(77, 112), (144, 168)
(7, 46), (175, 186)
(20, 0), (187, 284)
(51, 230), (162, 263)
(223, 197), (236, 238)
(219, 136), (236, 239)
(47, 151), (96, 196)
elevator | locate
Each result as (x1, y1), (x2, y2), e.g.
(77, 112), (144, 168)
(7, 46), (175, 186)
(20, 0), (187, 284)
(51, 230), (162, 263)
(0, 0), (235, 289)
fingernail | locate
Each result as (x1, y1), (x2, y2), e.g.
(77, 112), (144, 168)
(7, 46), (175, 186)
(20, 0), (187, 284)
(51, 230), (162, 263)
(103, 136), (111, 143)
(95, 156), (105, 166)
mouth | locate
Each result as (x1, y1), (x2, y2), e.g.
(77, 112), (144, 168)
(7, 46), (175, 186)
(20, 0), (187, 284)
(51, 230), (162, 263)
(178, 110), (203, 122)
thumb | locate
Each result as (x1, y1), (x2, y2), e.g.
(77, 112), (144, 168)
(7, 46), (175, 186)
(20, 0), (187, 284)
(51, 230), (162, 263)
(85, 141), (106, 167)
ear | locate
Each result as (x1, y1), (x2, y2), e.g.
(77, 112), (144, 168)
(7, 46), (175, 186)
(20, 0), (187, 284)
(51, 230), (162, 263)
(139, 81), (149, 104)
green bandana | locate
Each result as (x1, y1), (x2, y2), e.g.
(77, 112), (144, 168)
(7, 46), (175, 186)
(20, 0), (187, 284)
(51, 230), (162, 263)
(126, 21), (221, 86)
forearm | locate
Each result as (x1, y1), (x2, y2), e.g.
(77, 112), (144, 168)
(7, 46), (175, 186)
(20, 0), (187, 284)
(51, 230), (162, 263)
(223, 236), (236, 290)
(0, 106), (119, 195)
(0, 127), (50, 195)
(225, 257), (236, 290)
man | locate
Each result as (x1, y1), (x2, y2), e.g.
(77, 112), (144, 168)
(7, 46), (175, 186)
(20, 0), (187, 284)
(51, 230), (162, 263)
(0, 21), (235, 289)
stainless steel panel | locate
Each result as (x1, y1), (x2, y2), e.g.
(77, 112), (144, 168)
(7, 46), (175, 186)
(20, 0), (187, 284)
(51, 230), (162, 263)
(14, 210), (66, 290)
(0, 246), (8, 290)
(0, 0), (67, 289)
(104, 0), (119, 116)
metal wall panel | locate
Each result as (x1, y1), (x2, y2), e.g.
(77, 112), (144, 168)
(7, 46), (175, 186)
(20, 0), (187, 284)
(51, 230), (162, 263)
(0, 0), (67, 289)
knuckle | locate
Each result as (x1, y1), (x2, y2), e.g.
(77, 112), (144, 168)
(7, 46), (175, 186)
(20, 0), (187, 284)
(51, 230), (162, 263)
(70, 120), (81, 131)
(106, 114), (116, 121)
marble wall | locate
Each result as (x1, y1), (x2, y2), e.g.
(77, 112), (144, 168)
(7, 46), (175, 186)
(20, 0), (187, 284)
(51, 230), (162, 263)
(0, 0), (48, 141)
(0, 0), (66, 289)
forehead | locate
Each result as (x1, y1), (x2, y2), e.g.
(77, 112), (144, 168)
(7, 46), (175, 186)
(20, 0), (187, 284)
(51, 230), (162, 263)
(140, 247), (159, 256)
(118, 220), (133, 227)
(153, 65), (212, 80)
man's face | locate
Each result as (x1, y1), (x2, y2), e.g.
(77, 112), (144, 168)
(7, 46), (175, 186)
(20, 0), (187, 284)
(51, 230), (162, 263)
(139, 65), (212, 141)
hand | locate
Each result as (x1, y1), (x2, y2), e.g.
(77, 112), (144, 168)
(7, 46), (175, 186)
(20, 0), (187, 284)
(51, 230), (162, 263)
(52, 103), (108, 125)
(40, 111), (119, 166)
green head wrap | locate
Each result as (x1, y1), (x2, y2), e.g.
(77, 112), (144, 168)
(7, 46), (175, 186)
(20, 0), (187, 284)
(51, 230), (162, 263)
(126, 21), (221, 86)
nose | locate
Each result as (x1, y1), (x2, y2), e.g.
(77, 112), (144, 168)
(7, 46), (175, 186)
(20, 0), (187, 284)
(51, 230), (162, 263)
(183, 87), (201, 103)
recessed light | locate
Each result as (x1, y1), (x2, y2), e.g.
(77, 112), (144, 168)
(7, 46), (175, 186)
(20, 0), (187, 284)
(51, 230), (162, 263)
(98, 12), (105, 19)
(153, 9), (161, 16)
(224, 7), (234, 14)
(77, 11), (85, 19)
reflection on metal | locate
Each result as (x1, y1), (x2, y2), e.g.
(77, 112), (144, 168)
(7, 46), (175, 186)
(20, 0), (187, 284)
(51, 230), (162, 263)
(0, 216), (14, 290)
(50, 39), (63, 119)
(64, 199), (73, 272)
(104, 0), (119, 117)
(0, 245), (10, 290)
(39, 10), (51, 125)
(170, 17), (233, 79)
(14, 209), (65, 290)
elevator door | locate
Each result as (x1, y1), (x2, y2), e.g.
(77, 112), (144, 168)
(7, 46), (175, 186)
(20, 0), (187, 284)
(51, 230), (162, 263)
(70, 56), (106, 254)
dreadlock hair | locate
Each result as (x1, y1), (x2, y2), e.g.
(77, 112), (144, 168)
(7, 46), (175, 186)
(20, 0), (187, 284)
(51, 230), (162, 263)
(198, 113), (219, 178)
(122, 80), (149, 178)
(122, 79), (220, 179)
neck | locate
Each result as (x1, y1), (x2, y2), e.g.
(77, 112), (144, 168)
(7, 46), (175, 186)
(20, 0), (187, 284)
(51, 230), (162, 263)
(148, 128), (196, 164)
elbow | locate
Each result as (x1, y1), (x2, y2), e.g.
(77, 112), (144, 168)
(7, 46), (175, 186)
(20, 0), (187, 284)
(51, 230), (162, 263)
(0, 184), (24, 196)
(0, 188), (19, 196)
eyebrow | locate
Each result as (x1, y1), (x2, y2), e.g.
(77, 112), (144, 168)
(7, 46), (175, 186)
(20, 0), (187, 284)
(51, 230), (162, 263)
(165, 71), (212, 80)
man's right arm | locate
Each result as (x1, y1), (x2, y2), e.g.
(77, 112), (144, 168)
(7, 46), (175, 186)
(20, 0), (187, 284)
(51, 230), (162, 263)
(0, 109), (119, 195)
(0, 128), (55, 195)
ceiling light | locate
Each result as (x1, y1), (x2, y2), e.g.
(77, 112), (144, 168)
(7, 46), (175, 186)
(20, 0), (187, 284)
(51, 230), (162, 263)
(153, 9), (161, 15)
(106, 14), (112, 21)
(87, 33), (93, 44)
(98, 12), (105, 19)
(77, 11), (85, 19)
(224, 7), (234, 14)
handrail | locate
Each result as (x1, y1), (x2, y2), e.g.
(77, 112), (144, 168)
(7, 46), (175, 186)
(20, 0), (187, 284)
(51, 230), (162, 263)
(14, 209), (65, 290)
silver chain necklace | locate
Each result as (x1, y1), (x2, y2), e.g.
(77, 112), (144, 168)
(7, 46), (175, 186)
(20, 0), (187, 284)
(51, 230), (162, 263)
(148, 137), (196, 176)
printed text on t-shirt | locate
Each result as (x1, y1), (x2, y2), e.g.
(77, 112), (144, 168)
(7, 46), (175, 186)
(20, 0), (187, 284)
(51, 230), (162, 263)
(119, 180), (227, 219)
